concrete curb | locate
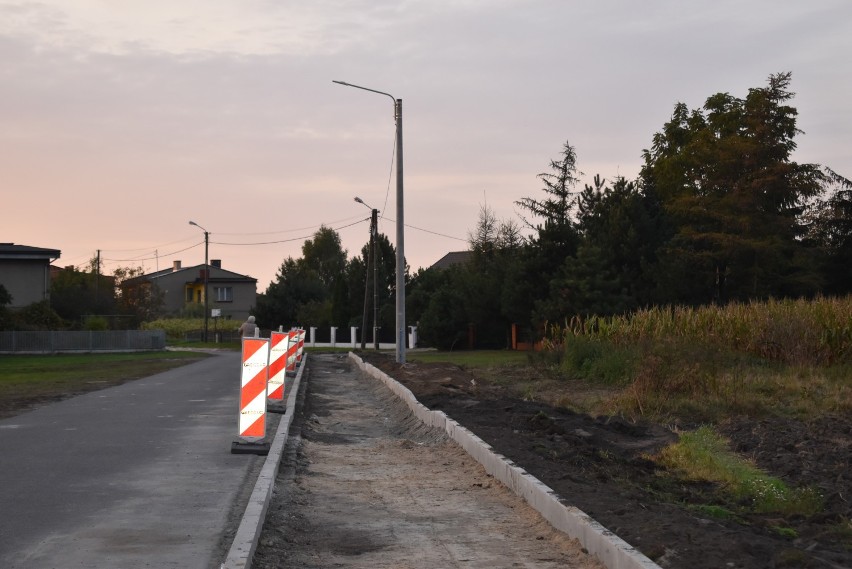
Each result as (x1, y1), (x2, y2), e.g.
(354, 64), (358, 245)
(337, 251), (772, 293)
(220, 354), (308, 569)
(349, 352), (662, 569)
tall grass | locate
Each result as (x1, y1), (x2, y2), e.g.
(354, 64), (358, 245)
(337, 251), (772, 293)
(556, 296), (852, 366)
(546, 296), (852, 421)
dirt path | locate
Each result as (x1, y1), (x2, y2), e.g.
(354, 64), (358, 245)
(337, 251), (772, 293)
(253, 353), (606, 569)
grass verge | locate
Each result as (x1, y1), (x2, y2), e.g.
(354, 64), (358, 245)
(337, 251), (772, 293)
(0, 351), (209, 419)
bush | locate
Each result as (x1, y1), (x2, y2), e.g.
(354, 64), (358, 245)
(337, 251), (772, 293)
(11, 301), (66, 331)
(561, 336), (637, 386)
(83, 316), (109, 331)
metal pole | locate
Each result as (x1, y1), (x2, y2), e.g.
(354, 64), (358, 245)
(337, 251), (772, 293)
(333, 80), (406, 363)
(360, 220), (370, 350)
(372, 208), (379, 350)
(203, 231), (209, 343)
(189, 221), (210, 343)
(394, 99), (405, 363)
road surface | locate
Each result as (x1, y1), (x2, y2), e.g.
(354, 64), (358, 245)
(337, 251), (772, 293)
(0, 351), (263, 569)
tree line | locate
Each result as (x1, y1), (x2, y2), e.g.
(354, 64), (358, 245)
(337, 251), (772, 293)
(252, 73), (852, 349)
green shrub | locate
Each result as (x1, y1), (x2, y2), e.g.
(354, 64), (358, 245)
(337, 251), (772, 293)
(83, 316), (109, 331)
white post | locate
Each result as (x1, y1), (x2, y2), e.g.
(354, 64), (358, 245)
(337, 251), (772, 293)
(350, 326), (358, 349)
(330, 326), (337, 348)
(310, 326), (317, 347)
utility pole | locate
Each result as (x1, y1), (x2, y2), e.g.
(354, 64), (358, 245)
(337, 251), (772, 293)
(189, 221), (210, 343)
(371, 208), (379, 350)
(360, 216), (371, 350)
(334, 80), (406, 363)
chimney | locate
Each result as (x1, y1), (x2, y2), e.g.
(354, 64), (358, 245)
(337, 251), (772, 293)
(211, 259), (222, 269)
(173, 260), (182, 272)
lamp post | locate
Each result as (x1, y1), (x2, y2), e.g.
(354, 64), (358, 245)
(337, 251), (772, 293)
(334, 80), (406, 363)
(188, 221), (209, 343)
(355, 197), (379, 350)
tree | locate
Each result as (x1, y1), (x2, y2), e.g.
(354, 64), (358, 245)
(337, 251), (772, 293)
(576, 175), (667, 308)
(50, 262), (116, 327)
(301, 226), (347, 290)
(254, 226), (360, 330)
(114, 266), (164, 327)
(254, 257), (325, 328)
(641, 72), (825, 303)
(803, 168), (852, 294)
(515, 140), (582, 265)
(0, 283), (12, 330)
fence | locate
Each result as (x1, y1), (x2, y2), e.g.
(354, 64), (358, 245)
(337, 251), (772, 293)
(0, 330), (167, 354)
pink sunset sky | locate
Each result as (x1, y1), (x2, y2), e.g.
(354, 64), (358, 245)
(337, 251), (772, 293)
(3, 1), (851, 290)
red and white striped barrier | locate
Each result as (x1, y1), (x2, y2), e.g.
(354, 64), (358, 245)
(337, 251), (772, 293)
(296, 328), (306, 365)
(267, 331), (288, 402)
(285, 330), (299, 375)
(237, 337), (269, 441)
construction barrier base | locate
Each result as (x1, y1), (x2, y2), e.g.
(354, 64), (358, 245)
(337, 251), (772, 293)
(267, 403), (287, 415)
(230, 441), (271, 455)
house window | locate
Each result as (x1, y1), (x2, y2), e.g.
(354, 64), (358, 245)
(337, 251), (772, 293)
(186, 287), (194, 303)
(215, 286), (233, 302)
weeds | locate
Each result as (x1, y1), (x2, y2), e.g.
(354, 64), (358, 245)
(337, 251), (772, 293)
(656, 426), (824, 517)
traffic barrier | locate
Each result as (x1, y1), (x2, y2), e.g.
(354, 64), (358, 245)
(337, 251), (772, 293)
(285, 330), (299, 376)
(267, 331), (288, 403)
(232, 337), (271, 454)
(296, 328), (306, 365)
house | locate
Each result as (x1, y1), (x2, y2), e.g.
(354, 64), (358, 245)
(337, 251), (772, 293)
(0, 243), (61, 309)
(430, 250), (473, 270)
(122, 259), (257, 321)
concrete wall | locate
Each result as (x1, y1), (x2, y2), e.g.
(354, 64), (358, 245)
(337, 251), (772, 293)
(0, 259), (51, 308)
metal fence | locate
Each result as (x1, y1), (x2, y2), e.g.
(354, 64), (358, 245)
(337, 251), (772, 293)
(0, 330), (167, 354)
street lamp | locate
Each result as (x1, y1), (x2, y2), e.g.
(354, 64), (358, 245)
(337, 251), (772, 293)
(334, 80), (406, 363)
(188, 221), (209, 343)
(355, 197), (379, 351)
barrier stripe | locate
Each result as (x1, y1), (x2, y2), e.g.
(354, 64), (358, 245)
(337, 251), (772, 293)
(267, 332), (288, 401)
(239, 338), (269, 441)
(296, 328), (305, 364)
(285, 330), (299, 374)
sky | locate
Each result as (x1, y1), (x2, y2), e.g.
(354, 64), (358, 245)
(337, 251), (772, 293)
(3, 1), (851, 291)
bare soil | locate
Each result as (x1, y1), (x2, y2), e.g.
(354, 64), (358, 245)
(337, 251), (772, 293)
(253, 353), (606, 568)
(358, 352), (852, 569)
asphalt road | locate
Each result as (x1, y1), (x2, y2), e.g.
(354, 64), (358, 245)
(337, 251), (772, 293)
(0, 351), (264, 569)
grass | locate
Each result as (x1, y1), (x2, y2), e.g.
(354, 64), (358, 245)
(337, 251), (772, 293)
(547, 334), (852, 423)
(0, 351), (208, 418)
(407, 350), (529, 367)
(656, 426), (824, 517)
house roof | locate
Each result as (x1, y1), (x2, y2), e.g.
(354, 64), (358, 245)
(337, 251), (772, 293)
(0, 243), (61, 261)
(430, 250), (473, 270)
(123, 263), (257, 285)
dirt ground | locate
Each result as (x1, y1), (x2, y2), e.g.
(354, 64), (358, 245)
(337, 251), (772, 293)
(253, 353), (606, 569)
(358, 352), (852, 569)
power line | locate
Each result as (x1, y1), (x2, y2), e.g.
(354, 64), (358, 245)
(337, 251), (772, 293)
(214, 214), (366, 236)
(380, 128), (397, 221)
(102, 242), (202, 263)
(213, 218), (369, 246)
(378, 217), (466, 242)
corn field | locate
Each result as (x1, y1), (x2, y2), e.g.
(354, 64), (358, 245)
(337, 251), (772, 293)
(551, 296), (852, 366)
